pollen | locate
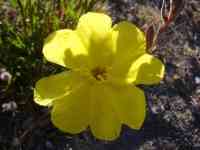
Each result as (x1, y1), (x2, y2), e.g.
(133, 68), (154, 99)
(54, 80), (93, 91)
(91, 66), (107, 81)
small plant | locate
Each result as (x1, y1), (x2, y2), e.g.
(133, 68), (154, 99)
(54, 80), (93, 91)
(0, 0), (188, 149)
(34, 12), (165, 140)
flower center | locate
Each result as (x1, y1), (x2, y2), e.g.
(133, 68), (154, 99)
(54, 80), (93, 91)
(91, 66), (107, 81)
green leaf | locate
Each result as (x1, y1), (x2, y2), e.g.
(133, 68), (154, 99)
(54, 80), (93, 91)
(10, 0), (17, 8)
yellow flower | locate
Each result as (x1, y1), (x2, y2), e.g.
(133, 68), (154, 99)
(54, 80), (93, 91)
(34, 12), (165, 140)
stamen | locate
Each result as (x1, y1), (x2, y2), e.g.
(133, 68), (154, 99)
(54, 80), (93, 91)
(91, 67), (107, 81)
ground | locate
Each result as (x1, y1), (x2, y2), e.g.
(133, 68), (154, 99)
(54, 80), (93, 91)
(0, 0), (200, 149)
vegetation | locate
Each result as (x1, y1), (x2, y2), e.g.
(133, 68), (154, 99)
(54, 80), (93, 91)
(0, 0), (200, 149)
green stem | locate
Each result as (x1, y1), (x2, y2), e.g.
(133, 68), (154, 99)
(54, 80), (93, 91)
(17, 0), (27, 36)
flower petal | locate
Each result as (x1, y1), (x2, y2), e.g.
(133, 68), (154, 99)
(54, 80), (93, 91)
(43, 29), (89, 68)
(90, 84), (121, 141)
(34, 71), (85, 106)
(76, 12), (114, 67)
(107, 84), (146, 129)
(51, 82), (91, 134)
(126, 53), (165, 85)
(111, 21), (146, 77)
